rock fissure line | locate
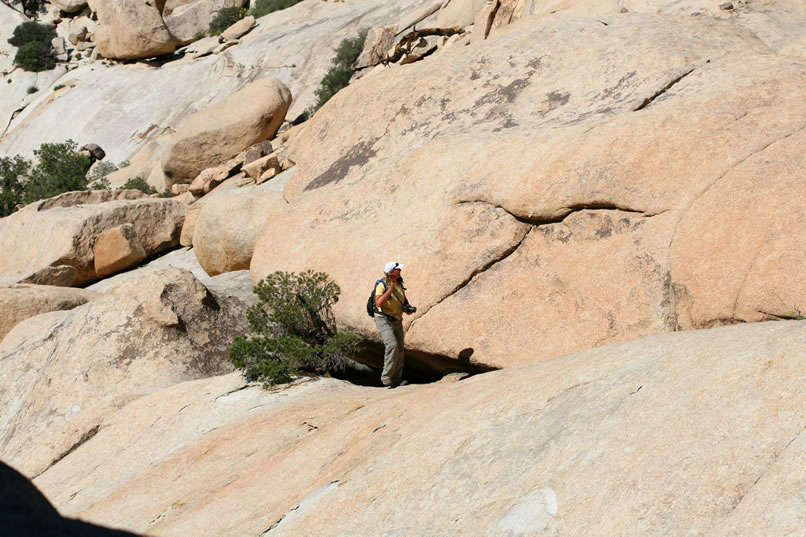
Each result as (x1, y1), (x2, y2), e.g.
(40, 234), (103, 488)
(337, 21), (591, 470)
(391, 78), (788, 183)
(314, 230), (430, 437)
(215, 384), (250, 401)
(34, 424), (101, 479)
(668, 123), (806, 249)
(408, 226), (532, 330)
(455, 199), (664, 227)
(633, 67), (695, 111)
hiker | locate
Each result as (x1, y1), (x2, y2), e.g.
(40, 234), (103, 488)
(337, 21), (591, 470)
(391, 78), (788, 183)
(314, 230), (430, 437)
(374, 261), (415, 388)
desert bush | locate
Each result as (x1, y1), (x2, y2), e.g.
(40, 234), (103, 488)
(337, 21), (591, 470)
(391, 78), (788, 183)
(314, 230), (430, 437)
(306, 29), (367, 118)
(86, 160), (118, 190)
(208, 6), (247, 35)
(23, 140), (92, 203)
(119, 176), (156, 195)
(229, 270), (358, 387)
(14, 40), (55, 72)
(0, 155), (29, 217)
(191, 30), (206, 41)
(249, 0), (303, 18)
(7, 21), (55, 47)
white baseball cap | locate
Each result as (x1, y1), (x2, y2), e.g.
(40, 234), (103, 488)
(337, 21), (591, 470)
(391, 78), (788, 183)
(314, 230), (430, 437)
(384, 261), (404, 274)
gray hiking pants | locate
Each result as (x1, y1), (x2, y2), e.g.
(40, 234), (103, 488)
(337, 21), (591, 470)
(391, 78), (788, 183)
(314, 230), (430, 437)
(375, 315), (405, 386)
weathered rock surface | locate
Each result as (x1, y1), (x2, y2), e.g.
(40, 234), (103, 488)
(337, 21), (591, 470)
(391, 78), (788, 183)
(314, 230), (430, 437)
(29, 320), (806, 536)
(91, 0), (180, 60)
(0, 191), (185, 286)
(436, 0), (486, 28)
(0, 461), (143, 537)
(0, 284), (95, 342)
(164, 0), (247, 43)
(193, 189), (286, 276)
(94, 223), (148, 278)
(253, 13), (806, 370)
(0, 267), (252, 478)
(160, 78), (291, 186)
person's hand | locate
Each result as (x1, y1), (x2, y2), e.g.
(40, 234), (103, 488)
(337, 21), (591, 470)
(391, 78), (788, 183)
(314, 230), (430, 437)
(387, 280), (396, 292)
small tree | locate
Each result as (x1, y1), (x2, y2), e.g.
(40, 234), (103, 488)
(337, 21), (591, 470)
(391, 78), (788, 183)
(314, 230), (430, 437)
(23, 140), (92, 204)
(119, 176), (157, 195)
(306, 29), (367, 118)
(229, 270), (358, 387)
(86, 160), (118, 190)
(0, 155), (29, 217)
(14, 40), (55, 72)
(7, 21), (55, 47)
(208, 6), (247, 35)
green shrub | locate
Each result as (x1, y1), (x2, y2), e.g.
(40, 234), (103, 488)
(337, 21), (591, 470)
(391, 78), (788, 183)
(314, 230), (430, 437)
(0, 155), (30, 217)
(229, 270), (358, 387)
(87, 161), (118, 190)
(249, 0), (304, 18)
(54, 84), (65, 91)
(191, 30), (206, 41)
(14, 40), (55, 72)
(7, 21), (55, 47)
(306, 29), (367, 118)
(23, 140), (92, 204)
(208, 6), (247, 35)
(120, 176), (157, 195)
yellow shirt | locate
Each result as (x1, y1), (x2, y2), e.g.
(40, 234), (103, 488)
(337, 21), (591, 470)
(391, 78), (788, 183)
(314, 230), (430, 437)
(375, 279), (406, 320)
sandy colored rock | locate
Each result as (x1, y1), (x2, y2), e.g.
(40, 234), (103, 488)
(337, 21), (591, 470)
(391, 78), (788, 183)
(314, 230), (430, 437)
(193, 190), (285, 275)
(0, 284), (95, 342)
(355, 25), (398, 69)
(253, 14), (806, 371)
(221, 15), (255, 41)
(164, 0), (247, 43)
(179, 201), (204, 246)
(94, 223), (148, 278)
(93, 0), (180, 60)
(436, 0), (487, 28)
(0, 268), (252, 478)
(0, 191), (185, 286)
(241, 152), (279, 180)
(160, 78), (291, 187)
(28, 321), (806, 537)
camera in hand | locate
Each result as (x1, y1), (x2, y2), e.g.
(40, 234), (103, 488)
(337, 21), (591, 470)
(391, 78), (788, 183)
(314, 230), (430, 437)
(403, 304), (417, 313)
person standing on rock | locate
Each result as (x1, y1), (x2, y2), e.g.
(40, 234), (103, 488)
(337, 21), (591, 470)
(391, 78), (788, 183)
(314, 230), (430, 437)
(374, 261), (415, 388)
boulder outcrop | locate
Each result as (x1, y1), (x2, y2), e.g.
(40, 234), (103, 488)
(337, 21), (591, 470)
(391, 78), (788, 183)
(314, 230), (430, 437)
(29, 320), (806, 536)
(193, 189), (287, 276)
(91, 0), (180, 60)
(253, 13), (806, 370)
(160, 78), (291, 187)
(93, 223), (148, 278)
(0, 284), (95, 342)
(0, 268), (252, 478)
(0, 191), (185, 286)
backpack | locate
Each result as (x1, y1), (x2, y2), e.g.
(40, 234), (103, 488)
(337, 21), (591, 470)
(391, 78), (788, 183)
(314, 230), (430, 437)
(366, 279), (386, 317)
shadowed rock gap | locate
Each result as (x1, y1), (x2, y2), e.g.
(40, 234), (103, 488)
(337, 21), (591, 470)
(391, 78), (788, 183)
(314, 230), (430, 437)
(633, 67), (695, 111)
(34, 424), (101, 480)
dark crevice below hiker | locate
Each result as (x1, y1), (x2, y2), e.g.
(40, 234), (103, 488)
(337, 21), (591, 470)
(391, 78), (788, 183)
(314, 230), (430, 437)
(374, 261), (414, 388)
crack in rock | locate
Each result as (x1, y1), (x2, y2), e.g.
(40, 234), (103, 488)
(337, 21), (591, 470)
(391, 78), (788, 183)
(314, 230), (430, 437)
(633, 67), (695, 111)
(35, 424), (101, 479)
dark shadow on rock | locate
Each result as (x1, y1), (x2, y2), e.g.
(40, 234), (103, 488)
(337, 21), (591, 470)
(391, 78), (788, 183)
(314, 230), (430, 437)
(349, 340), (498, 388)
(0, 460), (144, 536)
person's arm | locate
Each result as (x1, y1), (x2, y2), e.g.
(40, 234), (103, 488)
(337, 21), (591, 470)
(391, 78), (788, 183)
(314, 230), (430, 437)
(375, 280), (395, 308)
